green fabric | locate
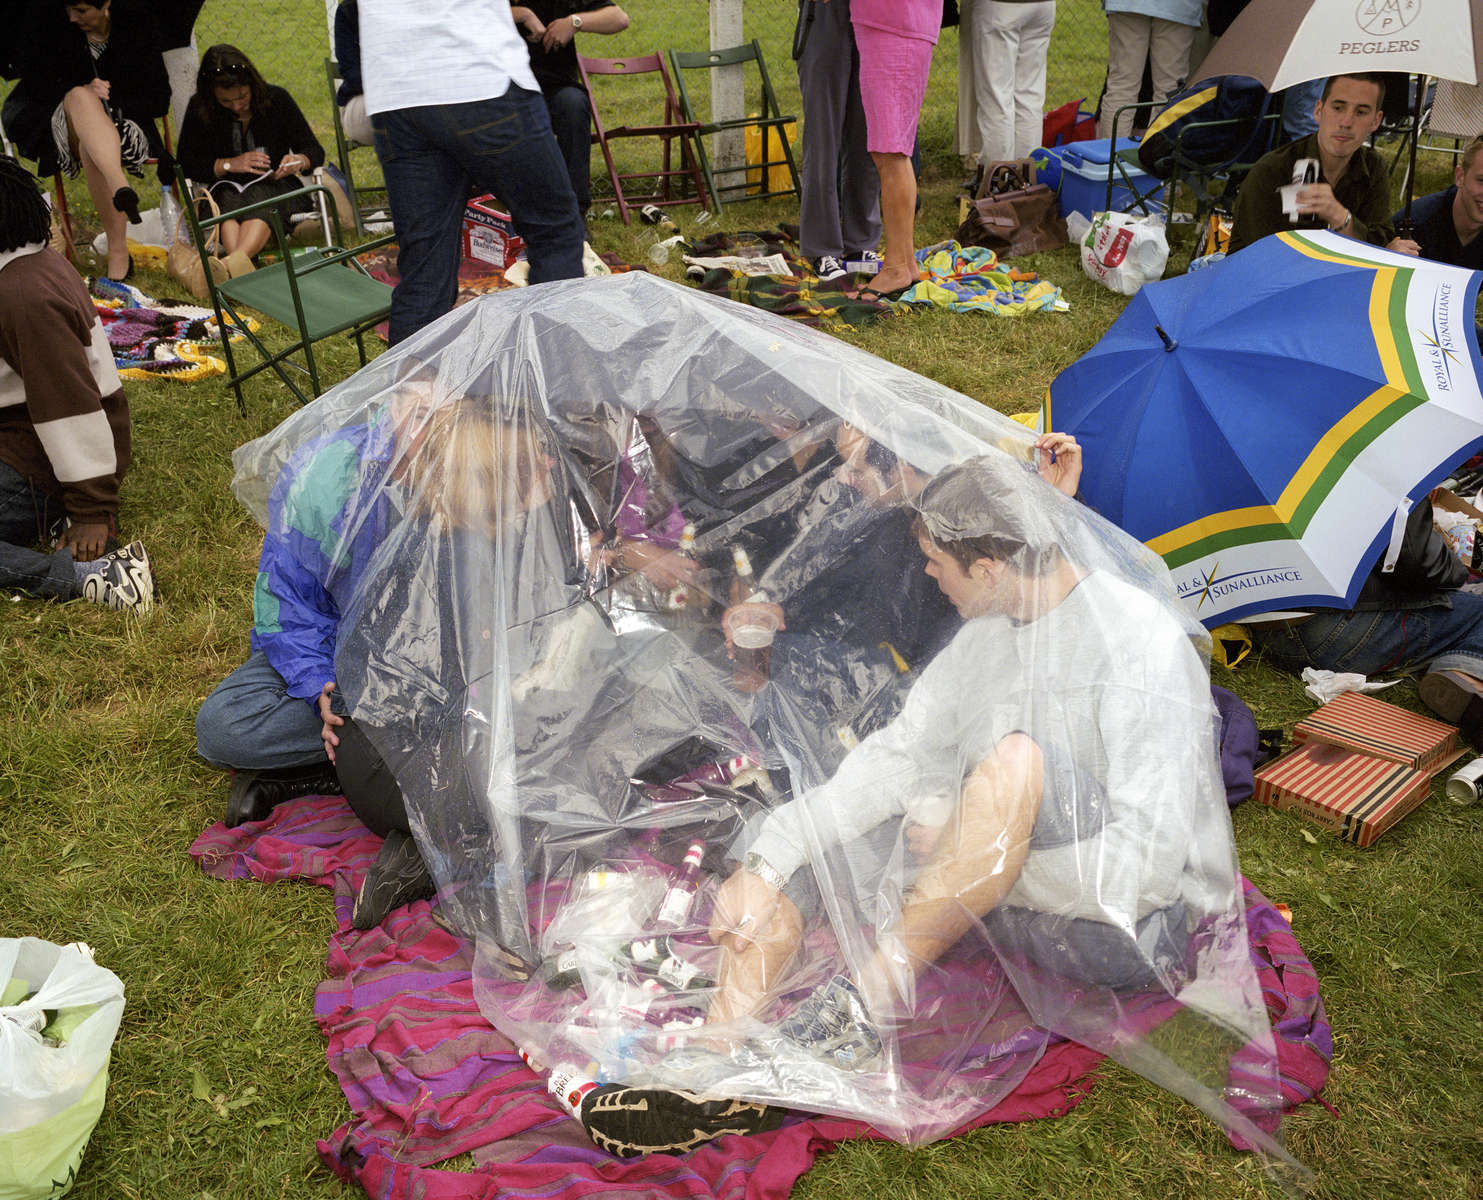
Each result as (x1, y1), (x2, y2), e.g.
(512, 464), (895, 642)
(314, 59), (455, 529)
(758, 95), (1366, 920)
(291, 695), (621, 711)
(285, 439), (361, 570)
(253, 571), (282, 634)
(40, 1006), (98, 1048)
(0, 1068), (108, 1200)
(0, 980), (28, 1007)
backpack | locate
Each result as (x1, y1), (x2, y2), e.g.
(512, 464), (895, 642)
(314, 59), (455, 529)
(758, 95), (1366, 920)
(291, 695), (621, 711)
(1212, 684), (1282, 809)
(1137, 75), (1281, 180)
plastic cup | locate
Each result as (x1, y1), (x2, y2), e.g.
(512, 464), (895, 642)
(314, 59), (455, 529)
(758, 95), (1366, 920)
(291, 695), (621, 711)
(1279, 183), (1304, 222)
(729, 606), (779, 649)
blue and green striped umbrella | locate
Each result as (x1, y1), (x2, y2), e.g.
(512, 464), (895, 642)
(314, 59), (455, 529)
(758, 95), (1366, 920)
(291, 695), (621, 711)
(1045, 230), (1483, 626)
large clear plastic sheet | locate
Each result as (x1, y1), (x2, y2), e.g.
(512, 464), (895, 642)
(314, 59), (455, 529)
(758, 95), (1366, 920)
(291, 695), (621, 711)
(232, 274), (1295, 1162)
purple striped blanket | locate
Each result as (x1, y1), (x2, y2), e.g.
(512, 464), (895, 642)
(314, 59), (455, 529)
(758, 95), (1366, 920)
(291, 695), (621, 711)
(189, 796), (1329, 1199)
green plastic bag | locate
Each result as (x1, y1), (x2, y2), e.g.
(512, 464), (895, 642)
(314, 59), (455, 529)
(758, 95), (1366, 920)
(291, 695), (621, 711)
(0, 940), (124, 1200)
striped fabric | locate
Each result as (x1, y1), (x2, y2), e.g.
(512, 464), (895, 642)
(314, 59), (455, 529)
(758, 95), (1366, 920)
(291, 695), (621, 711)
(189, 798), (1331, 1195)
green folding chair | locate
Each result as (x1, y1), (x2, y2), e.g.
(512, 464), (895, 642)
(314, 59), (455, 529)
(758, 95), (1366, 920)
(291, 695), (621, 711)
(176, 168), (395, 413)
(668, 40), (799, 211)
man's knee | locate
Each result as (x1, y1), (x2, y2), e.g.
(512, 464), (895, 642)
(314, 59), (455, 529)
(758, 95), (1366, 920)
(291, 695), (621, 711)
(546, 87), (590, 136)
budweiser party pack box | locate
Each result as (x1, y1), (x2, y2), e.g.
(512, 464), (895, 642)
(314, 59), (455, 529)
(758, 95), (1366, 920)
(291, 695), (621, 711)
(462, 196), (524, 268)
(1291, 692), (1465, 775)
(1253, 742), (1431, 847)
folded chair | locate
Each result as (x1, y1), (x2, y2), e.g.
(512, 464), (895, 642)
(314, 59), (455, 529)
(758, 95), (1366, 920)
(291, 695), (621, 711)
(668, 40), (799, 211)
(577, 52), (711, 224)
(325, 58), (388, 236)
(175, 167), (394, 413)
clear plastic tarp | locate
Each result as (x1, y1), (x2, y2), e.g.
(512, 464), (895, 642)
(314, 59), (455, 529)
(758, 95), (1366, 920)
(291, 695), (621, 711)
(232, 273), (1292, 1159)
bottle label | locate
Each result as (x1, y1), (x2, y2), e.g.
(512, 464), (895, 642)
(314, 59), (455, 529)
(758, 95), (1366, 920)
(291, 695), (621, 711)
(655, 884), (694, 929)
(548, 1064), (600, 1117)
(657, 953), (701, 991)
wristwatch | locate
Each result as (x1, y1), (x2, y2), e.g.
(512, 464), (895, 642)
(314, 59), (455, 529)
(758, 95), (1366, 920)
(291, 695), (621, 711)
(743, 851), (789, 893)
(570, 13), (583, 29)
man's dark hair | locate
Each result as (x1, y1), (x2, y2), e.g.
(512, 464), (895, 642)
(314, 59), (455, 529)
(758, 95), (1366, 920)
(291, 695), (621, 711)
(910, 455), (1061, 577)
(1321, 73), (1386, 111)
(0, 158), (51, 253)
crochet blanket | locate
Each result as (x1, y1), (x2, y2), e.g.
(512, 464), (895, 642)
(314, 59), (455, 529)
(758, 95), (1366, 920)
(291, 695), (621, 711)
(89, 276), (255, 381)
(188, 797), (1330, 1199)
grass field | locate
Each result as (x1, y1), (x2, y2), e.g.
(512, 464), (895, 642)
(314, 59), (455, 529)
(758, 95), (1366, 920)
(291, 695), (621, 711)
(5, 4), (1483, 1198)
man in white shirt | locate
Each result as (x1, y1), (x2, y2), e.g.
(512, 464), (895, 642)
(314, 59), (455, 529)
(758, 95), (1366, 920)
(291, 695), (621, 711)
(358, 0), (585, 343)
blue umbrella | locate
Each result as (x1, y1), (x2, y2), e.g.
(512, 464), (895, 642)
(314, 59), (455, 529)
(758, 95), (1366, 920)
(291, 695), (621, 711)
(1045, 230), (1483, 626)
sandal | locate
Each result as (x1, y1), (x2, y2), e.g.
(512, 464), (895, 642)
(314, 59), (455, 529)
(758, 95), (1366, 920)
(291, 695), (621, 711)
(856, 281), (914, 304)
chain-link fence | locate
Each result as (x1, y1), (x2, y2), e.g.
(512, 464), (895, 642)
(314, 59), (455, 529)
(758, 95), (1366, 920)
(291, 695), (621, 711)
(192, 0), (1114, 178)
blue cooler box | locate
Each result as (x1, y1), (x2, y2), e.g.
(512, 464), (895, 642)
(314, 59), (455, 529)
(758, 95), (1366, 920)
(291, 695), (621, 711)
(1030, 137), (1162, 222)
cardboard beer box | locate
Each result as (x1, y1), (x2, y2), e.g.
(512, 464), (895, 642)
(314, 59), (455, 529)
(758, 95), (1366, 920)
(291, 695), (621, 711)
(462, 196), (525, 268)
(1253, 742), (1431, 847)
(1291, 691), (1465, 776)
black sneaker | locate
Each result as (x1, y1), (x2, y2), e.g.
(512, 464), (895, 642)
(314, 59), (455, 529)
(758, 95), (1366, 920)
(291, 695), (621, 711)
(351, 829), (435, 929)
(776, 974), (881, 1071)
(813, 254), (847, 281)
(225, 762), (342, 827)
(579, 1083), (783, 1158)
(79, 540), (155, 614)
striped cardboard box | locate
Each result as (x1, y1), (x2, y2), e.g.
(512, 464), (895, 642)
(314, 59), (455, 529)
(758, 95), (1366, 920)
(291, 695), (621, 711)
(1253, 743), (1430, 847)
(1292, 692), (1465, 776)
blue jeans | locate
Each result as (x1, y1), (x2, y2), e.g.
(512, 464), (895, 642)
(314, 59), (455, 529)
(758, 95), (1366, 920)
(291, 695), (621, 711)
(195, 650), (347, 771)
(1250, 594), (1483, 681)
(1280, 78), (1324, 141)
(372, 85), (585, 345)
(543, 84), (593, 214)
(0, 460), (78, 601)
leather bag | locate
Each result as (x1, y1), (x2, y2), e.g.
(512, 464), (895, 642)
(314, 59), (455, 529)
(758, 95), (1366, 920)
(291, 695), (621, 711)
(165, 186), (227, 300)
(954, 160), (1067, 259)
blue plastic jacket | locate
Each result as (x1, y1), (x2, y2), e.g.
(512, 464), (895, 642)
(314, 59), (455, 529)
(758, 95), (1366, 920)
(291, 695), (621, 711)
(249, 417), (394, 707)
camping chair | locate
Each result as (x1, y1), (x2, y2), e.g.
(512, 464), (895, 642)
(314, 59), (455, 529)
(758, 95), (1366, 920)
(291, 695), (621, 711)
(174, 167), (394, 414)
(577, 52), (711, 224)
(667, 40), (799, 211)
(1106, 100), (1282, 260)
(1401, 78), (1483, 196)
(325, 58), (388, 236)
(1104, 101), (1172, 217)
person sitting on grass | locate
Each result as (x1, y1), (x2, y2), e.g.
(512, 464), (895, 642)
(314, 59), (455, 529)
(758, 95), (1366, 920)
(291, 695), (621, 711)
(0, 157), (154, 613)
(1395, 134), (1483, 272)
(701, 448), (1215, 1036)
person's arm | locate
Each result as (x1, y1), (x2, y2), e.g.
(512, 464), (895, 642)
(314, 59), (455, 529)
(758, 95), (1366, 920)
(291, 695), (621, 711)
(252, 540), (341, 704)
(175, 104), (222, 182)
(334, 1), (362, 100)
(540, 2), (629, 50)
(1227, 153), (1284, 253)
(0, 264), (123, 538)
(268, 86), (326, 173)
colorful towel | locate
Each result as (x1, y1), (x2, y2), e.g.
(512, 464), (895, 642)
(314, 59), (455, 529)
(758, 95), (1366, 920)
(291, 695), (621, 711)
(188, 798), (1331, 1198)
(686, 227), (890, 328)
(897, 242), (1067, 316)
(89, 276), (254, 381)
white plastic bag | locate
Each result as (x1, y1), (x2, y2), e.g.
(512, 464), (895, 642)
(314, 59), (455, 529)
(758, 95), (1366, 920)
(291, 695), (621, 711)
(1073, 210), (1169, 296)
(0, 939), (125, 1200)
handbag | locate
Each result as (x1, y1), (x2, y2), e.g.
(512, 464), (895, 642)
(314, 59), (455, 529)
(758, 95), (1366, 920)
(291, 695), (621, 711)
(955, 160), (1067, 259)
(165, 185), (227, 300)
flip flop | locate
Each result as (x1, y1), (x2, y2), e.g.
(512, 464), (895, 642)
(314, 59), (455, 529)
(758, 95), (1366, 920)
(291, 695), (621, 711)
(856, 281), (914, 304)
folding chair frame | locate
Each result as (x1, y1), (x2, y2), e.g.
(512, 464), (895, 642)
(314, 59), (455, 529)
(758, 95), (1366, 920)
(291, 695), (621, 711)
(668, 40), (800, 212)
(577, 52), (712, 224)
(325, 58), (388, 237)
(175, 168), (394, 414)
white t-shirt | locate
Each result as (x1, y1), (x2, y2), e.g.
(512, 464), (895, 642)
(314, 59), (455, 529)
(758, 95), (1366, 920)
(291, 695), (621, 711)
(359, 0), (538, 116)
(748, 570), (1231, 926)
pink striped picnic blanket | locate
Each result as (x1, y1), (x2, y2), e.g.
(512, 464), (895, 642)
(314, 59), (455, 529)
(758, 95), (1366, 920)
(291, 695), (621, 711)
(189, 797), (1330, 1199)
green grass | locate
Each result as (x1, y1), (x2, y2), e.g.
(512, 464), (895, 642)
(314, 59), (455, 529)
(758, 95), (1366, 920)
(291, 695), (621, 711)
(6, 4), (1483, 1198)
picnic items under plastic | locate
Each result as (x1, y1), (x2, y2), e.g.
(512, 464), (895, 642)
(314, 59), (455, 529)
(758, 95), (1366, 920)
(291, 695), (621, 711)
(0, 939), (125, 1200)
(228, 272), (1299, 1168)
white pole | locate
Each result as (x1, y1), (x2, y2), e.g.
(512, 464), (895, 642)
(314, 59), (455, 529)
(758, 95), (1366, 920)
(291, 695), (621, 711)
(708, 0), (745, 198)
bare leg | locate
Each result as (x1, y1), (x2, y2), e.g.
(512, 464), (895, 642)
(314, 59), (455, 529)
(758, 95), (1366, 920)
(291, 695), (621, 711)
(221, 217), (272, 259)
(62, 87), (131, 277)
(859, 732), (1042, 1013)
(868, 150), (918, 295)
